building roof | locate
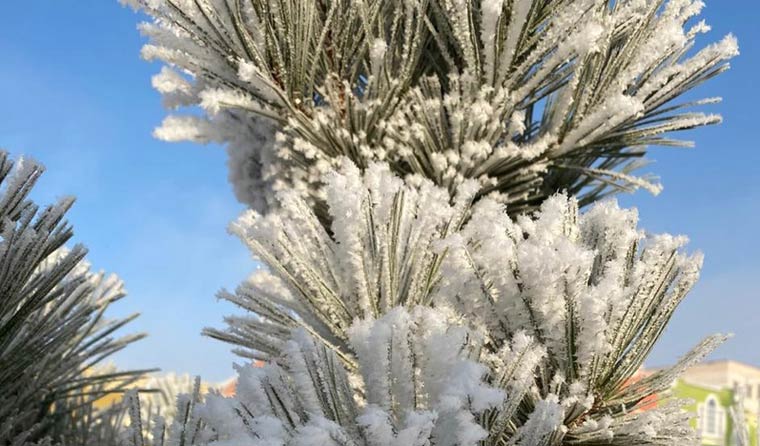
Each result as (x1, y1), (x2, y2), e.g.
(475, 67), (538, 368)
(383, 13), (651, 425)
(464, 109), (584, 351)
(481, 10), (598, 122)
(683, 360), (760, 379)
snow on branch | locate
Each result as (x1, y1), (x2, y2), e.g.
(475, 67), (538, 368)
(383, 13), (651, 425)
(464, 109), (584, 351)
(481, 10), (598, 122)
(168, 160), (720, 446)
(0, 151), (147, 446)
(124, 0), (737, 216)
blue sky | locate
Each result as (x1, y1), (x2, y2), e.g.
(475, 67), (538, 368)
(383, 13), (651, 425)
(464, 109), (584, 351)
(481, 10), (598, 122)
(0, 2), (758, 381)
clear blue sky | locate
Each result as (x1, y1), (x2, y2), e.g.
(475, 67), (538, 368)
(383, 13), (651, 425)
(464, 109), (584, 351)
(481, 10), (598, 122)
(0, 2), (757, 381)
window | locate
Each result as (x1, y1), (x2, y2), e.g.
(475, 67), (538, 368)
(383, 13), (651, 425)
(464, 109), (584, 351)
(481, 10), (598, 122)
(706, 397), (718, 434)
(700, 395), (724, 438)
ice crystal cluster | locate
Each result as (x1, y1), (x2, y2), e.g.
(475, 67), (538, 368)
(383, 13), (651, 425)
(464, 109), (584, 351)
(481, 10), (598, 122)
(123, 0), (736, 216)
(0, 152), (145, 446)
(117, 1), (739, 446)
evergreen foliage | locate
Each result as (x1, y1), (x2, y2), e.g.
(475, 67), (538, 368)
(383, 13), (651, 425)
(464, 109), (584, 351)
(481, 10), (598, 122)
(128, 162), (725, 446)
(123, 0), (737, 216)
(0, 152), (147, 446)
(113, 1), (740, 445)
(228, 162), (726, 445)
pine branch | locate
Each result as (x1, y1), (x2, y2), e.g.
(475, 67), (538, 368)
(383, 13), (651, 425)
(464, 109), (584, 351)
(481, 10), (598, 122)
(178, 161), (719, 445)
(0, 151), (147, 446)
(124, 0), (737, 217)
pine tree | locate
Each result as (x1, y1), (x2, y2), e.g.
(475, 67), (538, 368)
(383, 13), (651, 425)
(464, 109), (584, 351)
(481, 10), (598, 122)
(0, 152), (147, 446)
(120, 1), (738, 445)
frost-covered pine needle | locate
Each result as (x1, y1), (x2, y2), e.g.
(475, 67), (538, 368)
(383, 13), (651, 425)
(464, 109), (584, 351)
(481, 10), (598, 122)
(114, 1), (739, 445)
(124, 0), (737, 217)
(0, 151), (148, 446)
(122, 160), (727, 446)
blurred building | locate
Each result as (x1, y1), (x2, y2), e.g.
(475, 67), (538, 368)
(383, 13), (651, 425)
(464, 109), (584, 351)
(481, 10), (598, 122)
(668, 360), (760, 446)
